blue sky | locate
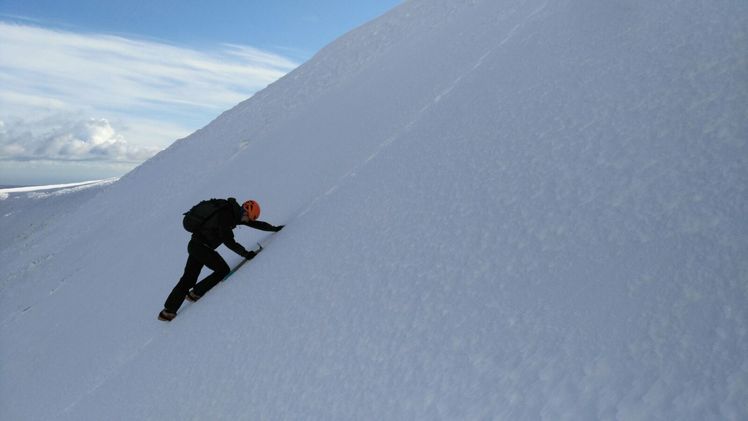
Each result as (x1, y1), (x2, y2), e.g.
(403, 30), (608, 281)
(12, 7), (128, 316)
(0, 0), (401, 185)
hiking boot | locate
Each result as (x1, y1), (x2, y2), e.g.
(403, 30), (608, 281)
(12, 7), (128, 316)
(158, 309), (177, 321)
(185, 290), (201, 302)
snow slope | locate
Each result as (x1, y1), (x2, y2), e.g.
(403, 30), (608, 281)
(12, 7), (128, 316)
(2, 0), (747, 419)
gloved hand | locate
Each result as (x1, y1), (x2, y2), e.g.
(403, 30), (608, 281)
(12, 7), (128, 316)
(273, 225), (284, 232)
(243, 250), (257, 260)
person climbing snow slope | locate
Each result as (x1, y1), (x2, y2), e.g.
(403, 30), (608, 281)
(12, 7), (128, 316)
(158, 198), (283, 321)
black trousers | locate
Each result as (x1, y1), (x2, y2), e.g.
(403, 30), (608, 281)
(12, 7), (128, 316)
(164, 239), (230, 312)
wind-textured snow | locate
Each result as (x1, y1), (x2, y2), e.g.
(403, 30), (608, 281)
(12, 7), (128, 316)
(1, 0), (747, 419)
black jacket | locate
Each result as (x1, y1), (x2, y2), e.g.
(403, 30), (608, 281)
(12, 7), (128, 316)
(193, 198), (278, 256)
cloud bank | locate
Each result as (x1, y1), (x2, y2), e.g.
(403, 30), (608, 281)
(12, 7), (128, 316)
(0, 118), (159, 162)
(0, 21), (298, 178)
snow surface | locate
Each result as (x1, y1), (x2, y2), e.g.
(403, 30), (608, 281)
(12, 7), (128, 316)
(2, 0), (747, 419)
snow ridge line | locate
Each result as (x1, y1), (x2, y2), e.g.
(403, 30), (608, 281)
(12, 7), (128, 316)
(297, 2), (549, 221)
(59, 335), (156, 418)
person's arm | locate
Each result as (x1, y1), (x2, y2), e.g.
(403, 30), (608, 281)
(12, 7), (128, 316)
(219, 227), (256, 259)
(242, 220), (284, 232)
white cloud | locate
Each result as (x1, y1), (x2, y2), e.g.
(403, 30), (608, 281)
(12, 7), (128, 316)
(0, 21), (299, 172)
(0, 116), (160, 162)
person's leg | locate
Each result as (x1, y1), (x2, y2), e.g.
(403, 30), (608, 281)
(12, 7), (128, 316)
(191, 244), (231, 297)
(163, 241), (205, 312)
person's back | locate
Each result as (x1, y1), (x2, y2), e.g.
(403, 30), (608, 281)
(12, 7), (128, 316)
(193, 198), (243, 249)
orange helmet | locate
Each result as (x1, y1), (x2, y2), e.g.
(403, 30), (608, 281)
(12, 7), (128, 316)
(242, 200), (261, 221)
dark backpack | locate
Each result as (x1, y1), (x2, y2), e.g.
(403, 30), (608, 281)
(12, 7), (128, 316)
(182, 199), (229, 233)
